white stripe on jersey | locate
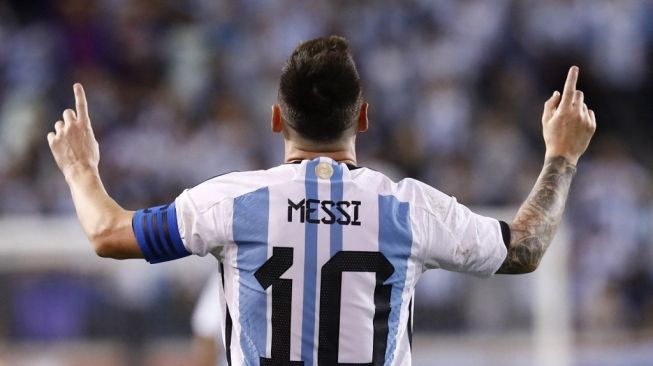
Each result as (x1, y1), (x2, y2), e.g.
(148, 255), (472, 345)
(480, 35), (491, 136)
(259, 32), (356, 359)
(339, 176), (379, 363)
(174, 157), (507, 366)
(267, 175), (307, 362)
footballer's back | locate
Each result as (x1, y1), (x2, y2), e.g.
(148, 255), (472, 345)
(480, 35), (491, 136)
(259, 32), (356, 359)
(166, 157), (506, 366)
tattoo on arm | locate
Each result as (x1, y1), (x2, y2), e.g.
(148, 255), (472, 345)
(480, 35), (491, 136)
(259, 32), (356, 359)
(496, 156), (577, 274)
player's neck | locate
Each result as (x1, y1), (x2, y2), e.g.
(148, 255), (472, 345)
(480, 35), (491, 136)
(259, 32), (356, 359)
(284, 139), (357, 165)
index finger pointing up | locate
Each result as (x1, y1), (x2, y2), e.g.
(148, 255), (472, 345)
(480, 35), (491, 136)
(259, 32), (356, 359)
(73, 83), (89, 121)
(560, 66), (579, 107)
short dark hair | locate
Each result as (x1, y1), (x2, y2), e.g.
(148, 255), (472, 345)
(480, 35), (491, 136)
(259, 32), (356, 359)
(279, 36), (362, 143)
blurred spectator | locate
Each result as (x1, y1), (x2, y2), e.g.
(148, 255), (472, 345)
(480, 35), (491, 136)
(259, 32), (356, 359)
(570, 138), (652, 331)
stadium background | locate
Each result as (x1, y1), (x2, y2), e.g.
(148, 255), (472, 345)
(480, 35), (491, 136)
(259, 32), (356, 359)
(0, 0), (651, 365)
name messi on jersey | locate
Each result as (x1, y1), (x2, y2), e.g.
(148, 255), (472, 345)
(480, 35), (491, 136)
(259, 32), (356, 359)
(287, 198), (361, 225)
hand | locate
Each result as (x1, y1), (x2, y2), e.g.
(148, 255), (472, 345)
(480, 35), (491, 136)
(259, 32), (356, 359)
(541, 66), (596, 165)
(47, 83), (100, 180)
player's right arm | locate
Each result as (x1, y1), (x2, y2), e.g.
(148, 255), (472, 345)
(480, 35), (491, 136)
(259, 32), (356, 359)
(48, 85), (216, 263)
(48, 84), (142, 259)
(496, 66), (596, 274)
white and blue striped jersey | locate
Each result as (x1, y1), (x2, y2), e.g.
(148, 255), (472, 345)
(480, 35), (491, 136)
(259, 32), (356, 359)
(132, 157), (508, 366)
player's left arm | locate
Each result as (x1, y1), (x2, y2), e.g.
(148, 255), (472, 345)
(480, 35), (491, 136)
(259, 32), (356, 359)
(48, 84), (142, 259)
(496, 66), (596, 274)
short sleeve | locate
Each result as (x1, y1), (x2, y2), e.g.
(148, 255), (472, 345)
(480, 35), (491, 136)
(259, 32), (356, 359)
(419, 192), (508, 277)
(174, 188), (231, 257)
(132, 202), (192, 264)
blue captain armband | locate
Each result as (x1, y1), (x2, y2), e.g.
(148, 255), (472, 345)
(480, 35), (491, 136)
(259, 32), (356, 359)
(132, 203), (191, 263)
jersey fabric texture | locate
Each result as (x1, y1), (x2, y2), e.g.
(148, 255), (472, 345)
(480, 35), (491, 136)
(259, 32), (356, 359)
(132, 157), (508, 366)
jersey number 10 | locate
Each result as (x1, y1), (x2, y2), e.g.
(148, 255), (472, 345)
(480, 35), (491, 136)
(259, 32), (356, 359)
(255, 247), (396, 366)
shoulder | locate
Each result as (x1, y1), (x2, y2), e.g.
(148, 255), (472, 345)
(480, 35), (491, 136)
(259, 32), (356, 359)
(352, 168), (453, 207)
(179, 164), (298, 214)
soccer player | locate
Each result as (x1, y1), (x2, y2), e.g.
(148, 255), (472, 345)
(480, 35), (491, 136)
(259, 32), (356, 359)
(47, 36), (595, 365)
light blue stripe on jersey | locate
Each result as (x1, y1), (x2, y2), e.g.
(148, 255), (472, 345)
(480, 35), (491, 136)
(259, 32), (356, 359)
(301, 158), (320, 365)
(378, 195), (412, 364)
(233, 187), (269, 364)
(329, 161), (344, 256)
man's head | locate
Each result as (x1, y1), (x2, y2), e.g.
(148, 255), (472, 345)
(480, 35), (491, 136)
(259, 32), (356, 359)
(273, 36), (367, 155)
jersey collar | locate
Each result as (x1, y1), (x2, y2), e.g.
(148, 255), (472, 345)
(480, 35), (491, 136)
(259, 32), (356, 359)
(286, 159), (361, 170)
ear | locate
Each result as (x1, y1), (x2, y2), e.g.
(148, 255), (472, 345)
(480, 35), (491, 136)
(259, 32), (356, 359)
(271, 104), (283, 133)
(357, 102), (369, 132)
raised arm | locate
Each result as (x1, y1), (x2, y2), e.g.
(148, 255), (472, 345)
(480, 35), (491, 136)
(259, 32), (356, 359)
(48, 84), (142, 259)
(496, 66), (596, 274)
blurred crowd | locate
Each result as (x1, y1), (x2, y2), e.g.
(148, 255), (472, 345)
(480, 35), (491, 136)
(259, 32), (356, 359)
(0, 0), (652, 340)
